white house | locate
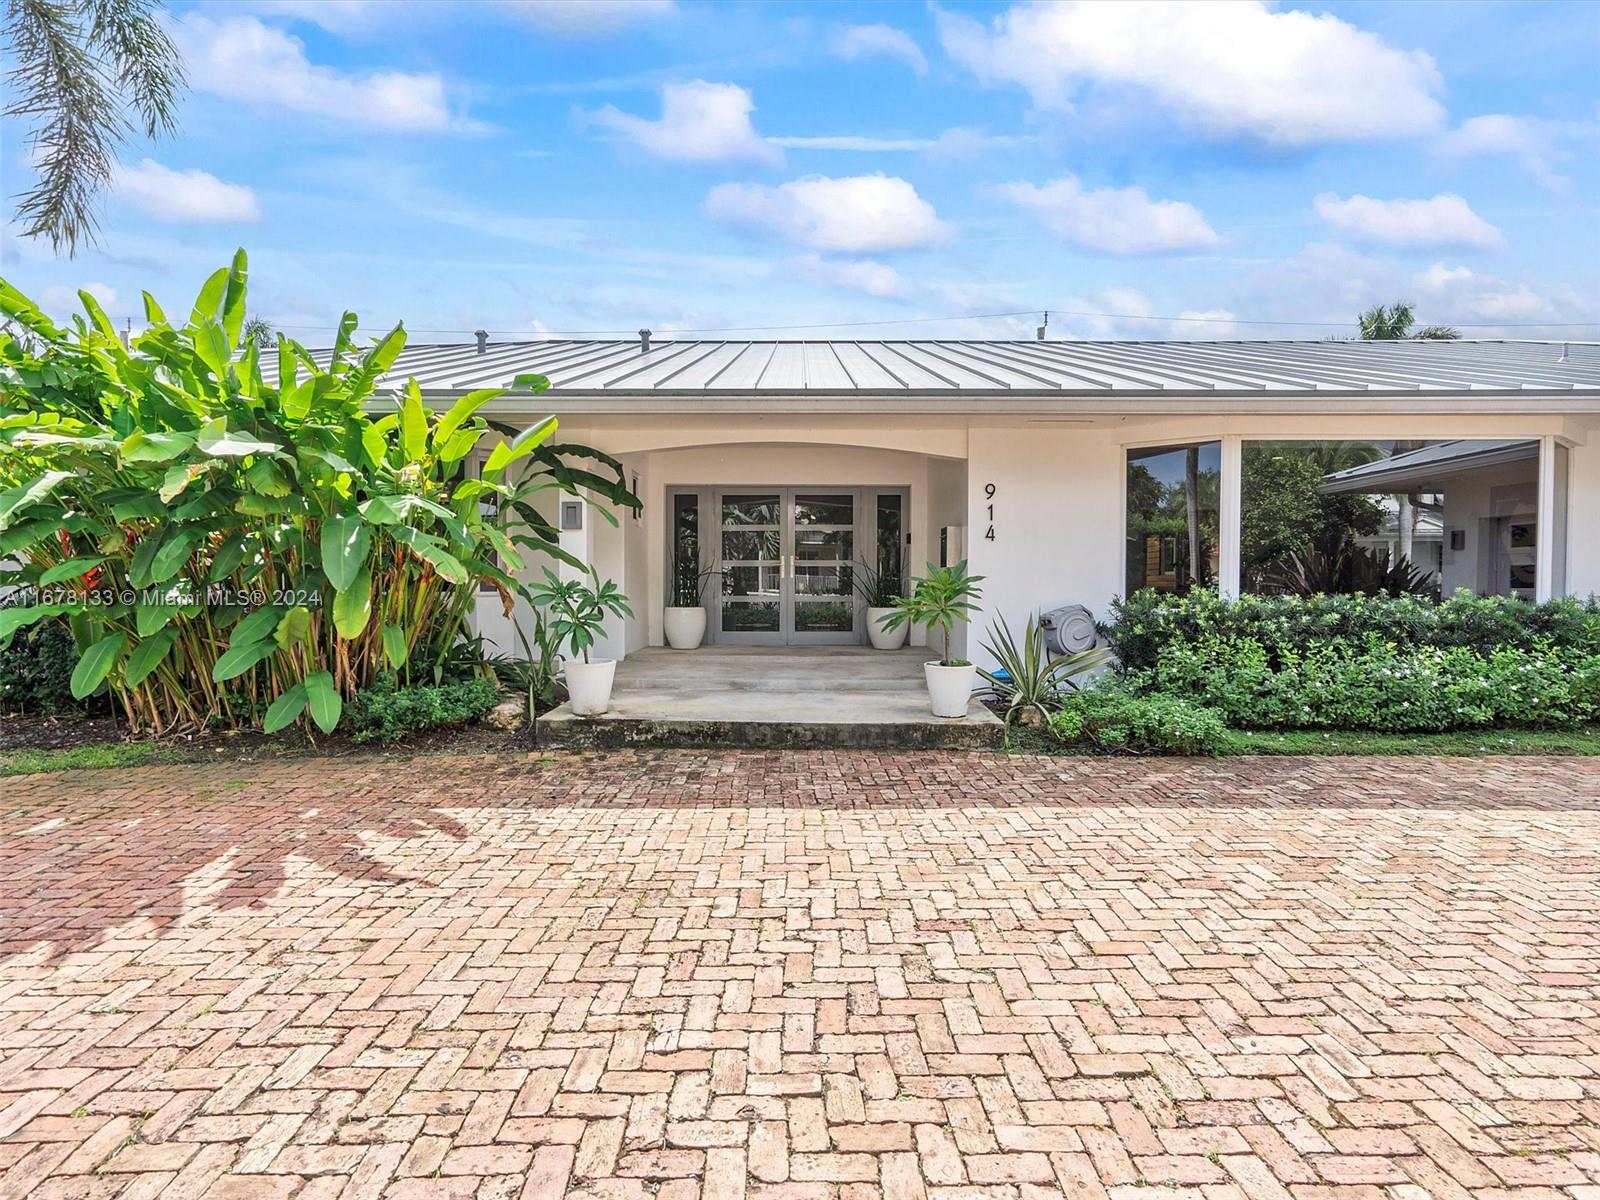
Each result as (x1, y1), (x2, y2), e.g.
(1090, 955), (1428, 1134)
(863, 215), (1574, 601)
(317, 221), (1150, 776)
(366, 337), (1600, 668)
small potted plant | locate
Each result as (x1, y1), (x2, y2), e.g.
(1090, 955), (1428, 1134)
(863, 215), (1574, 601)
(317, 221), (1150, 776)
(852, 558), (907, 650)
(879, 560), (984, 717)
(529, 568), (633, 715)
(665, 549), (716, 650)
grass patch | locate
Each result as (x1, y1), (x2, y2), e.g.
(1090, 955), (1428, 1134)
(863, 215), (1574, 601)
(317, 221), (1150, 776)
(1003, 721), (1600, 757)
(1217, 726), (1600, 756)
(0, 742), (180, 776)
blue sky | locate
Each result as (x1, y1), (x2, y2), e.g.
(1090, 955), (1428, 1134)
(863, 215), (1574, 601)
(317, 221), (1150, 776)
(3, 0), (1598, 343)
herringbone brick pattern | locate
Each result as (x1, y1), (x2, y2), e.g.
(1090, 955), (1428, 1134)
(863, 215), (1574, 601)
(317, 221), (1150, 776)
(2, 750), (1598, 1199)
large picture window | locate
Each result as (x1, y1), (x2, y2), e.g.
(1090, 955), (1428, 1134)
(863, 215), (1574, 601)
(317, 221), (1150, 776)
(1125, 442), (1219, 598)
(1247, 439), (1540, 600)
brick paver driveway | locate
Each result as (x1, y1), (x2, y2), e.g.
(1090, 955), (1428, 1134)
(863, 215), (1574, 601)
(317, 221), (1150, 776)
(3, 750), (1599, 1200)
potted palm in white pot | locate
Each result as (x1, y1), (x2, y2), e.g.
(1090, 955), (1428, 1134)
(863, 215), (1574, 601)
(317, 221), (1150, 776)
(529, 568), (633, 715)
(852, 558), (907, 650)
(664, 549), (716, 650)
(879, 561), (984, 717)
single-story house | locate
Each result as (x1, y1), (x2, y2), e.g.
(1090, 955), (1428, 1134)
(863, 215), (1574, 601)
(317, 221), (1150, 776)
(363, 337), (1600, 667)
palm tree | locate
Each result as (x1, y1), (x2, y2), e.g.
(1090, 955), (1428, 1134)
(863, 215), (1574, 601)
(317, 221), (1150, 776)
(1358, 302), (1452, 563)
(5, 0), (185, 255)
(1358, 302), (1416, 340)
(1357, 303), (1460, 341)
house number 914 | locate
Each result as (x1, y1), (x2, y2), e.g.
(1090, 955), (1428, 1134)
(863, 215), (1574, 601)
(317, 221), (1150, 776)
(984, 482), (996, 541)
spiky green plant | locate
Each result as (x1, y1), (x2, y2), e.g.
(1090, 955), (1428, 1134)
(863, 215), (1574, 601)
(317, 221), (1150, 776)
(0, 251), (638, 734)
(979, 614), (1110, 729)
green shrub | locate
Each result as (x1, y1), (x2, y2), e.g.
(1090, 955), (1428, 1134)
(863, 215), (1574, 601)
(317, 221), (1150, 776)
(0, 254), (637, 737)
(343, 675), (501, 744)
(0, 618), (81, 714)
(1106, 589), (1600, 672)
(1142, 633), (1600, 732)
(1050, 685), (1227, 755)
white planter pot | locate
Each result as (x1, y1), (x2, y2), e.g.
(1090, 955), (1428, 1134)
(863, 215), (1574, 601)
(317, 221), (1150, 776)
(924, 661), (977, 719)
(867, 608), (907, 651)
(565, 659), (617, 716)
(664, 606), (707, 650)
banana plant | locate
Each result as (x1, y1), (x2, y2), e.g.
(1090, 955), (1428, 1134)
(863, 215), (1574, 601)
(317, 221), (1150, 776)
(0, 251), (638, 735)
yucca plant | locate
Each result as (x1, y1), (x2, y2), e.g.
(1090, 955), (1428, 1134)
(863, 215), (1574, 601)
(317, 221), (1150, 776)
(0, 251), (638, 735)
(979, 614), (1109, 729)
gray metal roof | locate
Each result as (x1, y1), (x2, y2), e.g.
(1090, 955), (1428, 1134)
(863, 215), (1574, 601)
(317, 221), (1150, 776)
(345, 338), (1600, 397)
(1320, 439), (1538, 493)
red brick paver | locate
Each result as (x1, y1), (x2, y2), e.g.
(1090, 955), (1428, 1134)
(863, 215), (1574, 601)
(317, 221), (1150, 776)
(3, 749), (1599, 1199)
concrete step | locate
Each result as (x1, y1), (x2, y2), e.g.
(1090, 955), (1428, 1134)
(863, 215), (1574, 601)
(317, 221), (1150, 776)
(537, 646), (1005, 750)
(537, 710), (1006, 751)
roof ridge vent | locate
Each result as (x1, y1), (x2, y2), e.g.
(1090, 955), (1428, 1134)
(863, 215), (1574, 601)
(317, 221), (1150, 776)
(474, 329), (487, 354)
(639, 328), (651, 354)
(1559, 342), (1570, 363)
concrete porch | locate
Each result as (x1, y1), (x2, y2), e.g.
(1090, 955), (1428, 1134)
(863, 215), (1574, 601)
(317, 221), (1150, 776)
(537, 646), (1005, 750)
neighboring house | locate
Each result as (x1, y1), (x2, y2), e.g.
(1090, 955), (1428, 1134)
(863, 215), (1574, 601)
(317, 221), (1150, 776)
(1347, 495), (1446, 586)
(1321, 439), (1539, 598)
(361, 337), (1599, 665)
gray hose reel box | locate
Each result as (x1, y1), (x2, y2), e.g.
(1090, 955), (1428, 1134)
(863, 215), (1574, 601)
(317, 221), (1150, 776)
(1040, 604), (1099, 655)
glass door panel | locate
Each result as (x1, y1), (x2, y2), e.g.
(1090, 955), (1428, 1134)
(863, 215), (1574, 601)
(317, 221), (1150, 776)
(707, 488), (866, 644)
(788, 492), (857, 642)
(718, 492), (783, 640)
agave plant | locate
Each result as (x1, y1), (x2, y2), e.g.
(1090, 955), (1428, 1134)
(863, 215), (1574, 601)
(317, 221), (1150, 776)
(0, 251), (638, 735)
(979, 614), (1109, 729)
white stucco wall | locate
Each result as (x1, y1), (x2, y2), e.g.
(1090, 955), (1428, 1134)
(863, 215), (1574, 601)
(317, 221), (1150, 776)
(1434, 460), (1538, 596)
(470, 408), (1600, 669)
(963, 423), (1123, 669)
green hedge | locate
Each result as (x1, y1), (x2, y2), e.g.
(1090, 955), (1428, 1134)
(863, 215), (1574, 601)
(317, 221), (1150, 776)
(1106, 590), (1600, 672)
(344, 675), (501, 744)
(1136, 635), (1600, 732)
(1050, 685), (1228, 755)
(0, 619), (81, 715)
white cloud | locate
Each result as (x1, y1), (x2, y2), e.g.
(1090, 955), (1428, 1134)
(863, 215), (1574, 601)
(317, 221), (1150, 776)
(40, 282), (119, 316)
(768, 128), (1038, 158)
(1314, 193), (1504, 250)
(591, 81), (781, 165)
(789, 254), (908, 299)
(925, 127), (1038, 160)
(938, 0), (1444, 145)
(704, 174), (953, 254)
(1416, 263), (1547, 319)
(1435, 114), (1573, 192)
(174, 15), (476, 133)
(501, 0), (675, 34)
(113, 159), (262, 223)
(241, 1), (382, 34)
(239, 0), (675, 36)
(1225, 241), (1596, 339)
(831, 24), (929, 76)
(996, 175), (1219, 254)
(1421, 262), (1474, 290)
(769, 135), (933, 152)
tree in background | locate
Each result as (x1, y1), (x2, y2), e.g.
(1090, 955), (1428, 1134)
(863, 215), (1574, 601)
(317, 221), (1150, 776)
(1241, 443), (1385, 586)
(1357, 302), (1458, 561)
(1358, 303), (1461, 342)
(4, 0), (185, 255)
(242, 315), (277, 349)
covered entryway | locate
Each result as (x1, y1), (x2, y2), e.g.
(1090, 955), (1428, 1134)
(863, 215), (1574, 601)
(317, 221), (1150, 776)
(671, 484), (911, 647)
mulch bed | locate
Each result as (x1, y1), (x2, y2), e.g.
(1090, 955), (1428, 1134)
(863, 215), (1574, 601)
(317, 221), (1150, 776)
(0, 710), (540, 764)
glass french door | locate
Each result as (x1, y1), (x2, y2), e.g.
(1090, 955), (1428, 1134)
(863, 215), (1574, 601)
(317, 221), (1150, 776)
(716, 489), (858, 644)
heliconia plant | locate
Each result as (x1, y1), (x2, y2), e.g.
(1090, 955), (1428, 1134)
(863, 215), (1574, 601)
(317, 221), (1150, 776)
(0, 250), (639, 735)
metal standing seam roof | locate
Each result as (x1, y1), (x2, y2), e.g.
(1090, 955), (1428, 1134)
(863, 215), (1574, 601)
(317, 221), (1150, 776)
(333, 338), (1600, 396)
